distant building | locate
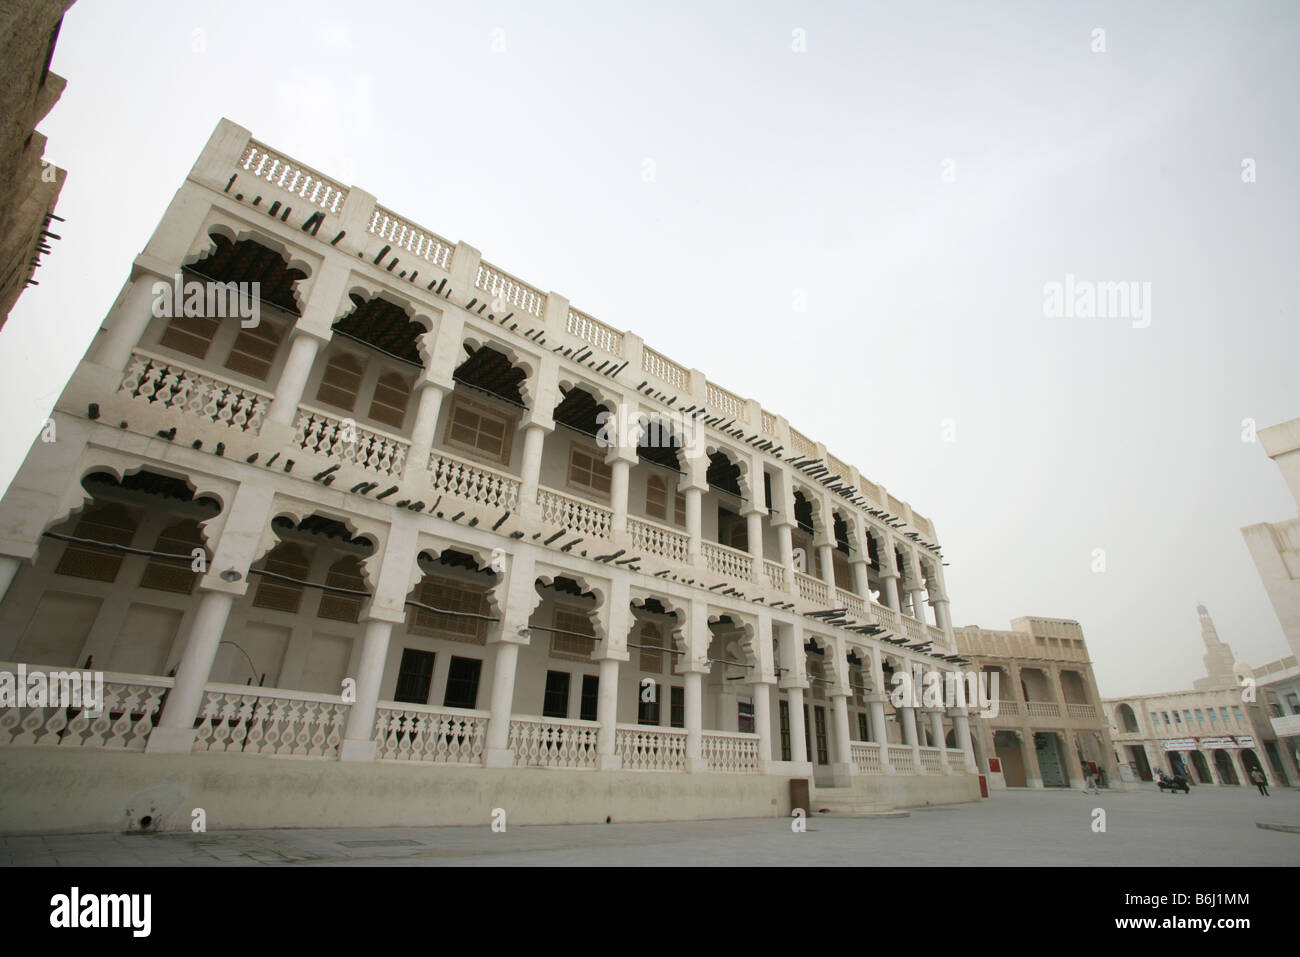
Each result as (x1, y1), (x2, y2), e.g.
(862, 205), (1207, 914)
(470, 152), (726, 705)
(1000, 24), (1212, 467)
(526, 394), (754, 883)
(954, 617), (1122, 789)
(0, 0), (73, 329)
(1241, 417), (1300, 770)
(1103, 605), (1295, 787)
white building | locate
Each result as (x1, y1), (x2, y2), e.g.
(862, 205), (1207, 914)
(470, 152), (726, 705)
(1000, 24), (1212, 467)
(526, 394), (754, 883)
(1103, 605), (1296, 788)
(1241, 417), (1300, 769)
(0, 119), (981, 833)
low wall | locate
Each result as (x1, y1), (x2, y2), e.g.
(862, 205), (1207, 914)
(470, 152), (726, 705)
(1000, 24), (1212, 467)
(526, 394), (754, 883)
(812, 772), (982, 807)
(0, 749), (793, 835)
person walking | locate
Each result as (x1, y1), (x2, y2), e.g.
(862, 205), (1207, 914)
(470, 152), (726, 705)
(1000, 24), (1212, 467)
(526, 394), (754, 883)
(1249, 766), (1270, 797)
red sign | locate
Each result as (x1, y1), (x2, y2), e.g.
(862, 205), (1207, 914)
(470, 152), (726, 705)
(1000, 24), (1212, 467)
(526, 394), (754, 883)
(988, 757), (1001, 773)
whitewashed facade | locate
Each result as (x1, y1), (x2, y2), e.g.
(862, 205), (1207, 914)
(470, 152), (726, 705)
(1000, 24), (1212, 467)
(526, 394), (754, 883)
(0, 120), (979, 827)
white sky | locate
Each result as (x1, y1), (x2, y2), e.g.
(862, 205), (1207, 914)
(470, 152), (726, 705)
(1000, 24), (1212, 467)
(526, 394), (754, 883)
(3, 0), (1297, 697)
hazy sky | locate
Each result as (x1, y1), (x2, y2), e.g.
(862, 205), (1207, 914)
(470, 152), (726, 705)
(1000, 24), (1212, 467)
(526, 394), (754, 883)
(3, 0), (1297, 697)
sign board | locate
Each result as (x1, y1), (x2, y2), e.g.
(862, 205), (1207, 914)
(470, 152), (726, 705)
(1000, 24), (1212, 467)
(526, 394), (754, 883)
(1233, 735), (1255, 748)
(1197, 736), (1236, 749)
(1162, 738), (1197, 751)
(987, 757), (1001, 773)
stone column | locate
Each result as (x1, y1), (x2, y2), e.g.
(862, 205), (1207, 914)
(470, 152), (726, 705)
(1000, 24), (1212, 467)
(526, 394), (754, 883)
(744, 507), (764, 564)
(1021, 730), (1045, 788)
(752, 679), (773, 768)
(928, 708), (947, 772)
(787, 686), (809, 765)
(597, 657), (621, 769)
(684, 488), (703, 562)
(950, 707), (978, 772)
(685, 670), (707, 772)
(484, 639), (522, 767)
(518, 421), (551, 519)
(1065, 733), (1088, 789)
(147, 589), (236, 752)
(881, 568), (901, 611)
(775, 521), (795, 591)
(401, 378), (450, 483)
(340, 618), (395, 761)
(867, 695), (892, 772)
(816, 542), (836, 590)
(88, 270), (166, 372)
(831, 692), (855, 781)
(265, 331), (324, 427)
(850, 558), (869, 601)
(909, 586), (927, 623)
(0, 555), (21, 606)
(607, 453), (633, 540)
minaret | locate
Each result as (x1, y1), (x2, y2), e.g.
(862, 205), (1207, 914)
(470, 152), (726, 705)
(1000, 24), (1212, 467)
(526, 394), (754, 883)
(1192, 604), (1243, 691)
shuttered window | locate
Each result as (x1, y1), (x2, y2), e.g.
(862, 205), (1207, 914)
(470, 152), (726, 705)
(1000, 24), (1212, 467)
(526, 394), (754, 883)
(567, 445), (611, 497)
(251, 543), (314, 613)
(444, 395), (513, 464)
(550, 605), (595, 662)
(315, 352), (364, 412)
(367, 372), (410, 430)
(406, 575), (489, 644)
(139, 519), (206, 594)
(159, 314), (221, 359)
(223, 318), (284, 381)
(54, 504), (138, 582)
(316, 555), (367, 623)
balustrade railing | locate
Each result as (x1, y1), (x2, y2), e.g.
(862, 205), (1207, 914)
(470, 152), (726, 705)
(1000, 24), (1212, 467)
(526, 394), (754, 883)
(702, 541), (754, 582)
(1025, 701), (1061, 719)
(871, 601), (901, 632)
(795, 571), (830, 606)
(191, 684), (350, 758)
(902, 617), (926, 642)
(705, 381), (748, 422)
(537, 487), (613, 540)
(1066, 703), (1097, 721)
(429, 451), (520, 510)
(0, 665), (171, 751)
(374, 704), (488, 764)
(850, 740), (884, 774)
(566, 309), (624, 356)
(837, 588), (866, 619)
(701, 730), (761, 773)
(475, 262), (544, 318)
(887, 744), (917, 772)
(238, 140), (348, 213)
(629, 517), (689, 564)
(120, 349), (272, 432)
(765, 560), (787, 590)
(642, 346), (689, 390)
(509, 715), (600, 769)
(919, 747), (945, 773)
(294, 406), (409, 476)
(615, 724), (688, 771)
(945, 748), (968, 772)
(368, 206), (454, 269)
(996, 700), (1021, 717)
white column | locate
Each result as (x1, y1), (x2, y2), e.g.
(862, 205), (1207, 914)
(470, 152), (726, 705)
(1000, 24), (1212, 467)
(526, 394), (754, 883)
(882, 571), (901, 611)
(685, 670), (707, 772)
(831, 693), (853, 766)
(776, 522), (794, 591)
(684, 487), (703, 561)
(597, 657), (620, 769)
(745, 509), (763, 562)
(519, 422), (549, 510)
(0, 555), (22, 606)
(484, 640), (521, 767)
(266, 332), (323, 427)
(900, 704), (922, 771)
(609, 458), (631, 538)
(402, 380), (449, 482)
(89, 272), (163, 371)
(753, 680), (773, 767)
(850, 559), (869, 599)
(910, 587), (927, 623)
(928, 709), (945, 748)
(147, 589), (235, 752)
(951, 708), (978, 772)
(340, 618), (394, 761)
(932, 597), (952, 632)
(817, 543), (835, 589)
(869, 696), (893, 773)
(788, 687), (809, 764)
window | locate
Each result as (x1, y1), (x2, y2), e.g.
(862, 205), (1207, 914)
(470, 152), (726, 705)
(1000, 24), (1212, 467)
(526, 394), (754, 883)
(543, 671), (571, 718)
(251, 542), (314, 613)
(670, 686), (684, 728)
(159, 313), (220, 359)
(779, 700), (792, 761)
(444, 394), (513, 464)
(315, 352), (364, 412)
(1194, 709), (1204, 723)
(567, 444), (612, 497)
(407, 575), (489, 643)
(550, 605), (595, 662)
(1208, 709), (1218, 722)
(1183, 710), (1193, 724)
(738, 699), (755, 734)
(138, 519), (205, 594)
(1173, 712), (1181, 724)
(637, 622), (664, 673)
(638, 682), (661, 725)
(367, 371), (411, 430)
(718, 507), (747, 550)
(1162, 712), (1170, 725)
(1151, 713), (1160, 728)
(1231, 706), (1244, 721)
(580, 674), (599, 722)
(857, 712), (870, 741)
(393, 649), (435, 704)
(813, 706), (829, 765)
(645, 474), (686, 525)
(1219, 707), (1229, 723)
(55, 503), (138, 582)
(442, 657), (482, 709)
(317, 555), (367, 623)
(224, 317), (284, 381)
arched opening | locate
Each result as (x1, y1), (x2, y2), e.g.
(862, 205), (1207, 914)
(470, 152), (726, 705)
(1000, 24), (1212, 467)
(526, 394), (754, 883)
(439, 344), (529, 469)
(549, 385), (614, 502)
(1212, 749), (1239, 785)
(1116, 703), (1140, 733)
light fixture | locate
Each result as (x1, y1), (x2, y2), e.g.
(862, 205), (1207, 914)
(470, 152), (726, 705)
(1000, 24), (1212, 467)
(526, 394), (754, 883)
(516, 627), (531, 639)
(219, 568), (242, 583)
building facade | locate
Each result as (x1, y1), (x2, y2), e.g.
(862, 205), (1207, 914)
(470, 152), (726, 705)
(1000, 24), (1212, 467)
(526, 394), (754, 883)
(0, 119), (981, 832)
(954, 617), (1121, 789)
(1103, 605), (1297, 788)
(0, 0), (73, 329)
(1241, 417), (1300, 770)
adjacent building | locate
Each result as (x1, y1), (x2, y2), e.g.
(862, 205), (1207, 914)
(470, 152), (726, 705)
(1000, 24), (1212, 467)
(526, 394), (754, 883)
(0, 0), (73, 329)
(1103, 605), (1295, 787)
(1241, 417), (1300, 772)
(954, 617), (1122, 789)
(0, 119), (982, 833)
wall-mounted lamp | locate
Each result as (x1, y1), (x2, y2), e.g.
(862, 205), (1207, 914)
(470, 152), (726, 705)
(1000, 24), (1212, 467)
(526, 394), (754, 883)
(219, 568), (242, 583)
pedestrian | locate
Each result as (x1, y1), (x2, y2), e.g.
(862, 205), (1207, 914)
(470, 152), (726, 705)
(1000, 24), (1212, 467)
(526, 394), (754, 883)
(1249, 766), (1269, 797)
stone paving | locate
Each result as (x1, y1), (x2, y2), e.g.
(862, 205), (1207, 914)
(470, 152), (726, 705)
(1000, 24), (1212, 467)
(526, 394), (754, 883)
(2, 785), (1297, 867)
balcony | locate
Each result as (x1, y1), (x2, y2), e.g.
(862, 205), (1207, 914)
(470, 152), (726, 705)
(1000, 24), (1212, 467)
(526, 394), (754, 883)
(1066, 703), (1097, 721)
(537, 487), (613, 540)
(374, 703), (488, 764)
(1271, 713), (1300, 738)
(429, 450), (520, 511)
(795, 571), (830, 606)
(629, 516), (690, 564)
(701, 541), (754, 583)
(119, 348), (273, 433)
(1024, 701), (1061, 719)
(293, 405), (410, 477)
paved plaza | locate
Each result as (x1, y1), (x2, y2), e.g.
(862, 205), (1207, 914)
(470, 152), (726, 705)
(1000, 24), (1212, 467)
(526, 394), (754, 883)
(2, 786), (1297, 867)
